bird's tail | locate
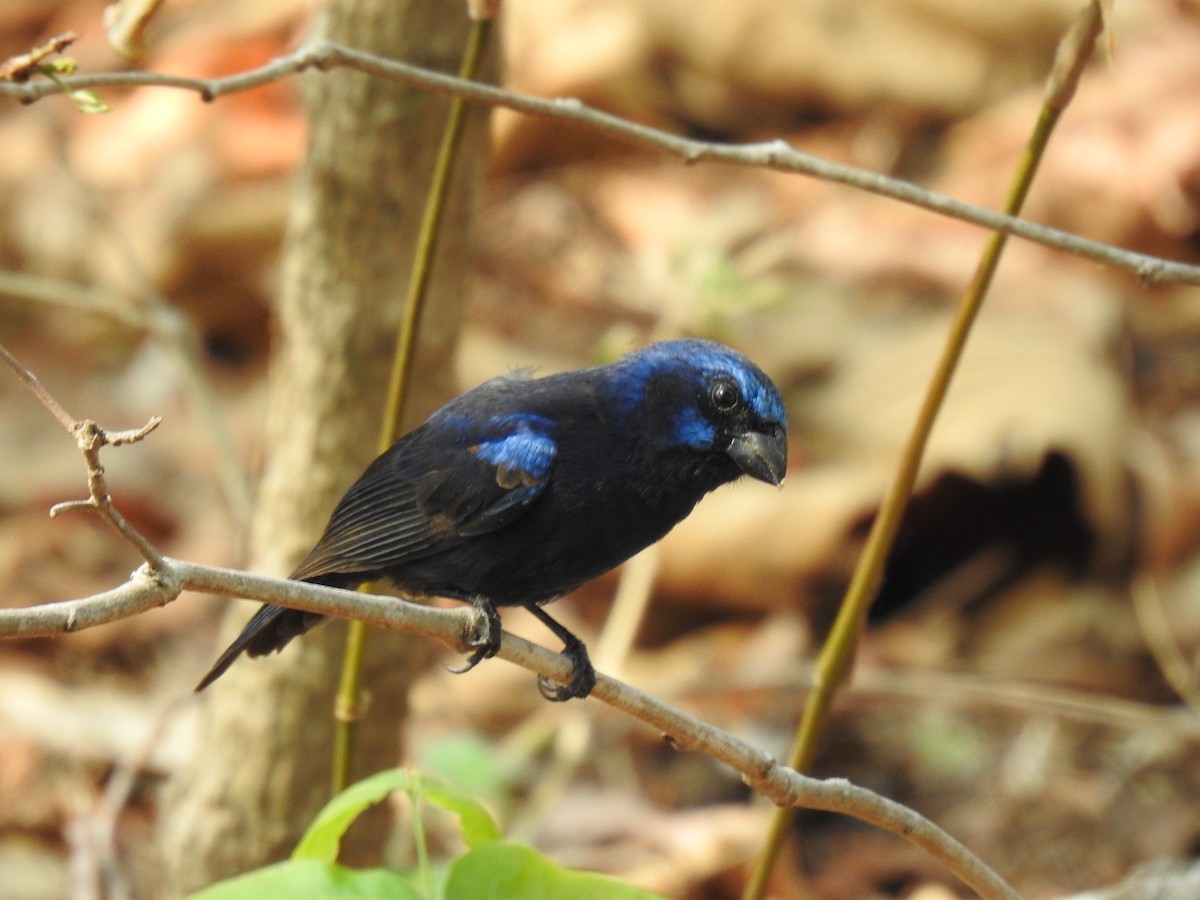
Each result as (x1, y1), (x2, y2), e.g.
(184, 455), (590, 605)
(194, 604), (325, 692)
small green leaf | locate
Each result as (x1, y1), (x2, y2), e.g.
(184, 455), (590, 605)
(33, 63), (110, 115)
(292, 769), (501, 863)
(445, 842), (667, 900)
(187, 859), (420, 900)
(293, 768), (415, 863)
(69, 90), (110, 114)
(417, 773), (502, 849)
(38, 58), (77, 75)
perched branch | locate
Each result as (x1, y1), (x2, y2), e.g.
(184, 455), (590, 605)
(0, 557), (1022, 900)
(1, 41), (1198, 287)
(0, 570), (179, 637)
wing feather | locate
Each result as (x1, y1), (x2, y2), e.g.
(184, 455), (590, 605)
(289, 413), (557, 583)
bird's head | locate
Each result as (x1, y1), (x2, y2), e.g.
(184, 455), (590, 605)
(614, 339), (788, 486)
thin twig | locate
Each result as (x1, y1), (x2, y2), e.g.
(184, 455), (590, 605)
(0, 41), (1197, 287)
(55, 417), (167, 568)
(2, 341), (167, 569)
(51, 150), (253, 524)
(0, 573), (177, 637)
(0, 556), (1022, 900)
(0, 341), (76, 430)
(0, 175), (253, 526)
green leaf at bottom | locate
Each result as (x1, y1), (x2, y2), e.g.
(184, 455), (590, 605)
(445, 842), (666, 900)
(187, 858), (420, 900)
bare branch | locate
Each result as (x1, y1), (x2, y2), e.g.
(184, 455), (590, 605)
(0, 567), (179, 638)
(48, 500), (95, 516)
(0, 556), (1022, 899)
(29, 151), (254, 521)
(0, 341), (77, 431)
(60, 416), (167, 568)
(0, 41), (1197, 287)
(102, 416), (163, 447)
(2, 341), (166, 568)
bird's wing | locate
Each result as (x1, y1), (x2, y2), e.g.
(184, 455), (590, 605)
(289, 414), (557, 582)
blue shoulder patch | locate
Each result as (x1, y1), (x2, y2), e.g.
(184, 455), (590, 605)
(471, 415), (557, 489)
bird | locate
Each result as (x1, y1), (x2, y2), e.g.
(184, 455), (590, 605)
(195, 338), (787, 701)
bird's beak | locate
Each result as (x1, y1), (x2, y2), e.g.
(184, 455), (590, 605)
(726, 427), (787, 486)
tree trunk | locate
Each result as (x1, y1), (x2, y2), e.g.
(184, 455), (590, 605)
(158, 0), (490, 889)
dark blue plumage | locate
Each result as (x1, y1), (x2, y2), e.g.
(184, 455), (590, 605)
(196, 339), (787, 700)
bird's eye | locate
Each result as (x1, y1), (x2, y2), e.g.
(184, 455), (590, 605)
(709, 379), (741, 412)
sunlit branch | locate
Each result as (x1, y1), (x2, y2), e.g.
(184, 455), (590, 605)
(1, 40), (1197, 287)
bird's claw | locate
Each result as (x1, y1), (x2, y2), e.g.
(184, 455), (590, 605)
(537, 633), (596, 702)
(447, 598), (595, 701)
(446, 597), (502, 675)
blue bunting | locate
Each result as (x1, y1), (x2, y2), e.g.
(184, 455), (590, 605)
(196, 339), (787, 701)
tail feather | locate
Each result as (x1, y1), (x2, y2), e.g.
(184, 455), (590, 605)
(194, 604), (325, 692)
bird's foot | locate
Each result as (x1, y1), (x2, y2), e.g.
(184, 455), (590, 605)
(537, 632), (596, 702)
(446, 596), (502, 675)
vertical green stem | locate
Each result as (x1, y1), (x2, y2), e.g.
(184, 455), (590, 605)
(330, 17), (493, 796)
(741, 5), (1102, 897)
(409, 780), (435, 899)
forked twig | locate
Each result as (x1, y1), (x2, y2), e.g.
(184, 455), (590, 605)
(0, 342), (165, 568)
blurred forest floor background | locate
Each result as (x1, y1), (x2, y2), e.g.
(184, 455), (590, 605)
(4, 0), (1200, 897)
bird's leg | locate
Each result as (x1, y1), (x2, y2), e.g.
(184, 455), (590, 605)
(446, 595), (502, 674)
(523, 603), (596, 701)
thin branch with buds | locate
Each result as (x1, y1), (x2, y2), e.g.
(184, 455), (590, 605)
(1, 40), (1199, 288)
(0, 31), (78, 82)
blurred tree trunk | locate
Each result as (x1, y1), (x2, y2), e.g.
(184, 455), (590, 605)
(158, 0), (491, 890)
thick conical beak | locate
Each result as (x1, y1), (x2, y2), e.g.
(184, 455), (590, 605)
(726, 426), (787, 486)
